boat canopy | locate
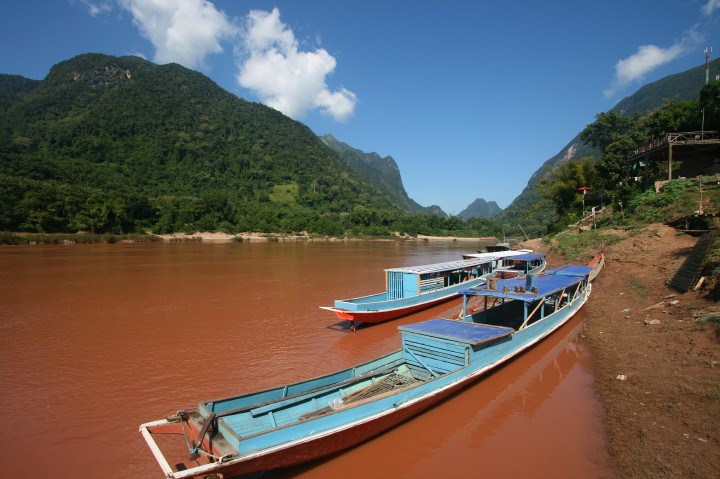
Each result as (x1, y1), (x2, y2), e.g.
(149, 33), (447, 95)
(386, 255), (514, 275)
(459, 266), (591, 303)
(398, 318), (513, 345)
(543, 265), (593, 277)
(504, 252), (545, 262)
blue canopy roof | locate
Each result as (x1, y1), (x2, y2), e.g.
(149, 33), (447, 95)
(399, 318), (513, 345)
(459, 266), (590, 303)
(544, 265), (592, 277)
(506, 252), (546, 262)
(386, 254), (509, 275)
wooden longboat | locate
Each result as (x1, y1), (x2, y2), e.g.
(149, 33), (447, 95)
(320, 251), (545, 329)
(461, 242), (518, 258)
(140, 264), (592, 479)
(587, 252), (605, 282)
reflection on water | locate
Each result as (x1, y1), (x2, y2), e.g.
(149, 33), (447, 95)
(0, 241), (612, 478)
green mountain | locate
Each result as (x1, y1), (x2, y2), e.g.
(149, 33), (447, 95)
(457, 198), (502, 219)
(0, 74), (39, 109)
(320, 134), (444, 215)
(0, 53), (406, 234)
(494, 60), (719, 237)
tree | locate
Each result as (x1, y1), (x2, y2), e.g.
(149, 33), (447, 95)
(597, 135), (636, 191)
(642, 100), (701, 137)
(580, 112), (645, 152)
(699, 80), (720, 131)
(537, 157), (599, 231)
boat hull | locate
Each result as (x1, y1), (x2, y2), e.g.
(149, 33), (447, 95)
(173, 383), (465, 478)
(320, 290), (461, 324)
(587, 253), (604, 282)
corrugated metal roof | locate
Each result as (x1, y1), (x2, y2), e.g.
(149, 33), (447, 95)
(386, 255), (507, 275)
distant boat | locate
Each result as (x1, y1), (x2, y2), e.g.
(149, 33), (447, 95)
(461, 241), (519, 259)
(461, 247), (532, 260)
(139, 264), (593, 479)
(320, 251), (545, 329)
(486, 241), (512, 252)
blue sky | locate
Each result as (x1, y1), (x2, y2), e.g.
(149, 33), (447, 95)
(2, 1), (719, 214)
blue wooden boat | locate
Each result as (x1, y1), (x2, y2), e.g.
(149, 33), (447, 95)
(320, 251), (546, 329)
(139, 264), (591, 478)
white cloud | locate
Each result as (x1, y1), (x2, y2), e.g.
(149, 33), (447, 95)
(703, 0), (720, 15)
(604, 27), (703, 98)
(75, 0), (113, 17)
(236, 8), (357, 122)
(604, 44), (683, 97)
(118, 0), (237, 69)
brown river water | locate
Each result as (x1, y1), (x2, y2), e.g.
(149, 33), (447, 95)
(0, 241), (613, 478)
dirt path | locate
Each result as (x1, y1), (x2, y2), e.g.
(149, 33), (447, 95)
(549, 224), (720, 478)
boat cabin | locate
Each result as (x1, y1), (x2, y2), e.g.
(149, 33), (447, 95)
(398, 319), (513, 379)
(384, 256), (508, 300)
(493, 252), (546, 279)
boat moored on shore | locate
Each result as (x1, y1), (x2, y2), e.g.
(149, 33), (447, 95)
(587, 252), (605, 282)
(320, 251), (545, 329)
(140, 263), (592, 479)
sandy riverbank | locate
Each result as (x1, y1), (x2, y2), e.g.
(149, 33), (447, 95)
(155, 231), (500, 243)
(537, 224), (720, 478)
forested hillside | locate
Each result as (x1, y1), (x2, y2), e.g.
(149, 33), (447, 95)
(0, 53), (499, 238)
(320, 134), (442, 215)
(495, 60), (719, 237)
(0, 54), (403, 234)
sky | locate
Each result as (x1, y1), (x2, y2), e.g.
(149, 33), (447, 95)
(1, 1), (719, 214)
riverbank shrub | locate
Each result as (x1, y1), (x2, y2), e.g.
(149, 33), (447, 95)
(0, 232), (161, 245)
(546, 229), (622, 262)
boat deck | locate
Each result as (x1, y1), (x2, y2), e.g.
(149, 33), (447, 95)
(210, 320), (518, 443)
(216, 363), (423, 442)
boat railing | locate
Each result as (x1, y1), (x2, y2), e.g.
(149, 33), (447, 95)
(202, 357), (406, 420)
(419, 276), (445, 293)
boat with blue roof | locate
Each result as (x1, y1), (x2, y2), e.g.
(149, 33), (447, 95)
(320, 251), (546, 329)
(139, 262), (593, 478)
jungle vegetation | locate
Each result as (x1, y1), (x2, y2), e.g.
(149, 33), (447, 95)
(0, 54), (499, 239)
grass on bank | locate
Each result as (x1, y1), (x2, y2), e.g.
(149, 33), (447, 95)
(544, 229), (623, 262)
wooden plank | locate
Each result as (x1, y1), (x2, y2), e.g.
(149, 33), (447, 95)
(404, 346), (440, 378)
(193, 412), (216, 450)
(139, 422), (180, 477)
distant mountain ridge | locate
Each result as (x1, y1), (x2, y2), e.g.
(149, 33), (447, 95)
(320, 134), (446, 216)
(0, 74), (39, 109)
(494, 60), (719, 236)
(457, 198), (502, 219)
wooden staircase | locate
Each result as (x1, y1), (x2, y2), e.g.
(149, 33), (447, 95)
(668, 230), (718, 292)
